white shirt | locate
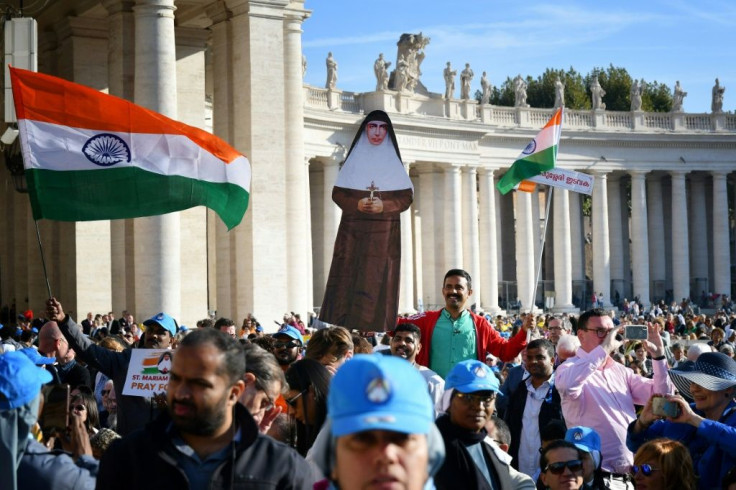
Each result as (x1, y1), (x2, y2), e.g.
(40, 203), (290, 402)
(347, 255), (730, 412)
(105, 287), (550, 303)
(518, 376), (552, 477)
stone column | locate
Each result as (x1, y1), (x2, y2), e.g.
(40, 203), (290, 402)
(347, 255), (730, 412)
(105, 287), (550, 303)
(132, 0), (180, 320)
(630, 170), (651, 308)
(515, 191), (535, 311)
(322, 158), (341, 282)
(592, 171), (611, 307)
(444, 165), (463, 268)
(607, 175), (625, 290)
(462, 167), (481, 307)
(569, 191), (584, 281)
(552, 188), (576, 312)
(712, 171), (731, 296)
(671, 171), (690, 302)
(417, 165), (437, 308)
(432, 170), (446, 306)
(689, 174), (708, 289)
(478, 168), (502, 314)
(284, 3), (311, 317)
(647, 175), (666, 297)
(102, 0), (135, 314)
(399, 162), (415, 313)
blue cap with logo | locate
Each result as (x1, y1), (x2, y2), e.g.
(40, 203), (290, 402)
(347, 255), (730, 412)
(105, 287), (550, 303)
(143, 312), (178, 337)
(445, 359), (499, 393)
(19, 347), (56, 366)
(0, 351), (53, 410)
(328, 354), (434, 437)
(274, 325), (303, 345)
(565, 426), (601, 454)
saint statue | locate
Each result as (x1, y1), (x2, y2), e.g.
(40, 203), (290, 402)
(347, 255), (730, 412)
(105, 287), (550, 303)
(630, 80), (643, 112)
(374, 53), (391, 91)
(712, 78), (725, 113)
(319, 110), (413, 332)
(671, 81), (687, 112)
(554, 78), (565, 108)
(326, 52), (337, 90)
(513, 75), (529, 108)
(480, 71), (491, 105)
(443, 62), (457, 99)
(460, 63), (474, 100)
(590, 75), (606, 111)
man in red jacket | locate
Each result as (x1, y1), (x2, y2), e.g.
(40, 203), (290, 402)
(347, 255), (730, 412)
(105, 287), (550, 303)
(398, 268), (531, 378)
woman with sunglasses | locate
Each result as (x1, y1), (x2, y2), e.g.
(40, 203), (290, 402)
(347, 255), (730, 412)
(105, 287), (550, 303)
(630, 439), (695, 490)
(69, 392), (101, 436)
(435, 360), (534, 490)
(284, 358), (330, 456)
(539, 440), (585, 490)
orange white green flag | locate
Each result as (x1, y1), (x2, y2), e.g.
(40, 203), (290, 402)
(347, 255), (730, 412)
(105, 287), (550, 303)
(496, 107), (562, 195)
(9, 67), (250, 230)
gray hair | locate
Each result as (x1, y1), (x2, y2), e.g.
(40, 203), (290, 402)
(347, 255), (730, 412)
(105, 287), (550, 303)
(686, 342), (713, 361)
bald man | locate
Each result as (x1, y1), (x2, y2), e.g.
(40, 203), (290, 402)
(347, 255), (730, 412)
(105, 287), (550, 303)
(38, 321), (92, 390)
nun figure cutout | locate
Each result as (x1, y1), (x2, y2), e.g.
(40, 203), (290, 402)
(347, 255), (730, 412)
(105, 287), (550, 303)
(319, 110), (413, 332)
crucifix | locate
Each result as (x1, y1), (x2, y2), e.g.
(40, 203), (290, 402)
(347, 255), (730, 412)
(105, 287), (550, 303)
(366, 180), (380, 200)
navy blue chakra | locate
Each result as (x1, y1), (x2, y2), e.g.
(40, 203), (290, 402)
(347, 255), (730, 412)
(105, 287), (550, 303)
(522, 139), (537, 155)
(82, 133), (131, 166)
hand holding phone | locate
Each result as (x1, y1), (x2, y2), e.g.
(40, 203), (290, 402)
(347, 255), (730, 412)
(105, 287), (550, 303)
(651, 395), (681, 418)
(624, 325), (648, 340)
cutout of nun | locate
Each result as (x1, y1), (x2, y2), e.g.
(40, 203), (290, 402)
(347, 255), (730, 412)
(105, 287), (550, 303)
(319, 110), (413, 332)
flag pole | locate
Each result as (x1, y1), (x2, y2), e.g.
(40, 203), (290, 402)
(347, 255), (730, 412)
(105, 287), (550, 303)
(34, 220), (53, 299)
(527, 185), (554, 341)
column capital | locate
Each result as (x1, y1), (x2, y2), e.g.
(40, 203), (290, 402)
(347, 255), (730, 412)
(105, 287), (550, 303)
(462, 165), (478, 175)
(670, 170), (689, 179)
(134, 0), (176, 19)
(592, 169), (609, 178)
(628, 169), (649, 178)
(414, 163), (435, 175)
(443, 163), (462, 174)
(711, 170), (729, 179)
(478, 166), (498, 176)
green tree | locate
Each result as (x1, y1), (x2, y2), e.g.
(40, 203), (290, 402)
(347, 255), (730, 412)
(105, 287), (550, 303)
(491, 76), (515, 106)
(642, 80), (673, 112)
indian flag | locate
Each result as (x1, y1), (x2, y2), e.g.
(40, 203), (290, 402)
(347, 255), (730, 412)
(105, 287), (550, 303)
(9, 67), (250, 230)
(496, 108), (562, 195)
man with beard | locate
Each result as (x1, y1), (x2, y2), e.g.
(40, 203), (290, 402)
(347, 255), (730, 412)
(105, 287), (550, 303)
(97, 328), (315, 489)
(272, 325), (303, 372)
(389, 323), (444, 415)
(46, 297), (177, 436)
(398, 269), (530, 379)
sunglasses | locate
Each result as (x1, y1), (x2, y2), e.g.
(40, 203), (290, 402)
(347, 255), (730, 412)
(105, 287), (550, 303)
(544, 460), (583, 475)
(274, 340), (300, 350)
(285, 389), (307, 407)
(631, 464), (658, 477)
(70, 404), (86, 412)
(454, 392), (496, 406)
(101, 389), (111, 396)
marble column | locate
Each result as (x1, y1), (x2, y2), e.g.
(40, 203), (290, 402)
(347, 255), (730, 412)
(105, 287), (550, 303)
(569, 191), (584, 282)
(515, 191), (535, 311)
(552, 188), (576, 312)
(607, 175), (625, 289)
(592, 171), (611, 307)
(670, 171), (690, 302)
(712, 171), (731, 295)
(462, 167), (481, 307)
(478, 168), (502, 313)
(417, 166), (437, 308)
(647, 175), (666, 299)
(322, 158), (341, 283)
(630, 170), (651, 308)
(689, 174), (709, 288)
(283, 4), (311, 316)
(399, 162), (415, 313)
(132, 0), (180, 320)
(444, 165), (463, 268)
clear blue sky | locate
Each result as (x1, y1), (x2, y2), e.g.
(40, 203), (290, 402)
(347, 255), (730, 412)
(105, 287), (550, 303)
(302, 0), (735, 113)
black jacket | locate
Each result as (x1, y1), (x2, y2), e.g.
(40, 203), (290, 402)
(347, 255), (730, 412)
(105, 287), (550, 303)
(504, 375), (565, 471)
(97, 404), (316, 490)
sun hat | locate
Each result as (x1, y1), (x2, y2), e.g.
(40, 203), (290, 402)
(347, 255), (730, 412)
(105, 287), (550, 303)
(143, 312), (178, 337)
(0, 351), (53, 410)
(445, 359), (499, 393)
(328, 354), (433, 437)
(669, 351), (736, 399)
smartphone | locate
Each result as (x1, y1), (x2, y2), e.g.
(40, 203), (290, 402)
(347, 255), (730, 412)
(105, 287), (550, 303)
(652, 396), (681, 418)
(40, 384), (70, 435)
(624, 325), (648, 340)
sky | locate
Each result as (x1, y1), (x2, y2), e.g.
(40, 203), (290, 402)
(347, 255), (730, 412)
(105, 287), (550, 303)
(301, 0), (736, 113)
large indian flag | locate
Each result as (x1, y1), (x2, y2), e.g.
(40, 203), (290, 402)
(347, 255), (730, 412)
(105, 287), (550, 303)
(496, 108), (562, 195)
(9, 67), (250, 230)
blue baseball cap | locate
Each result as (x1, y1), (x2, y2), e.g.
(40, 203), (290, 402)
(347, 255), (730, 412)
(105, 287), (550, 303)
(328, 354), (434, 437)
(445, 360), (499, 393)
(0, 351), (53, 410)
(143, 312), (178, 337)
(274, 325), (303, 344)
(565, 426), (601, 454)
(19, 347), (55, 366)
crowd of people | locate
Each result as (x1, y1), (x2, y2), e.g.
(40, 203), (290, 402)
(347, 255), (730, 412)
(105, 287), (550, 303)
(1, 268), (735, 490)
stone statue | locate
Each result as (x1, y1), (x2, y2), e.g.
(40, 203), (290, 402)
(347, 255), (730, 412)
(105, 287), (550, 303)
(374, 53), (392, 91)
(554, 77), (565, 108)
(302, 54), (307, 79)
(590, 75), (606, 110)
(460, 63), (474, 100)
(325, 52), (337, 90)
(480, 71), (491, 105)
(671, 81), (687, 112)
(630, 79), (644, 111)
(389, 33), (430, 94)
(394, 55), (409, 93)
(513, 74), (529, 108)
(712, 78), (725, 113)
(443, 62), (457, 99)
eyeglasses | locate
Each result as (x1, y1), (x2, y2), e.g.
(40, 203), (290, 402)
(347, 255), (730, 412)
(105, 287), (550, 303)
(70, 404), (86, 412)
(274, 340), (300, 350)
(254, 378), (275, 412)
(631, 464), (658, 477)
(101, 389), (111, 396)
(454, 392), (496, 406)
(580, 327), (611, 338)
(544, 460), (584, 475)
(285, 389), (307, 408)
